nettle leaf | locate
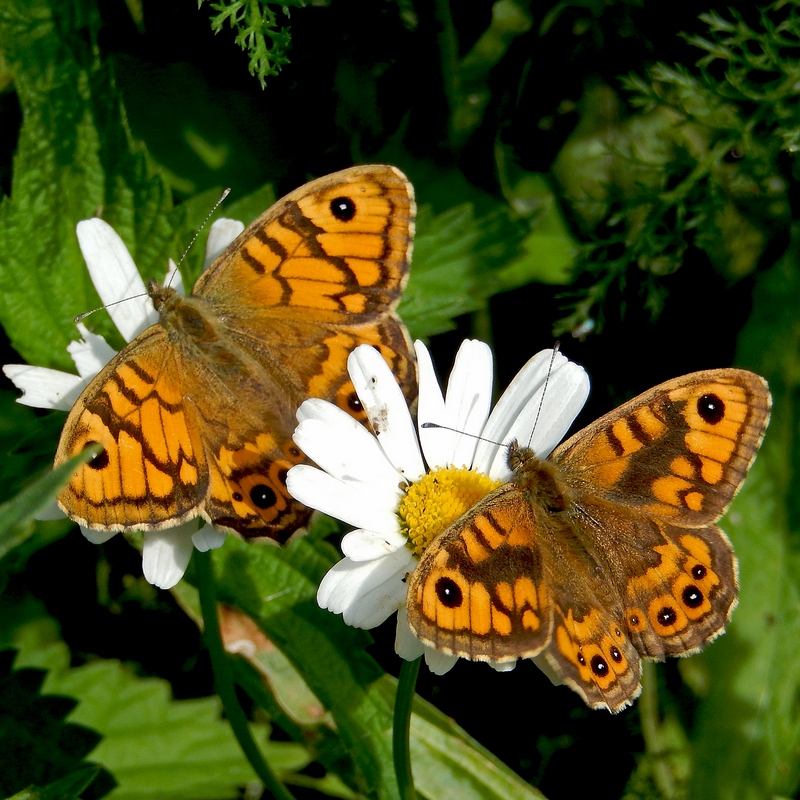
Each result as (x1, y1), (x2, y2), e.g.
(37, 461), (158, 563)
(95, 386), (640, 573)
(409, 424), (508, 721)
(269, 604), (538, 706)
(400, 202), (525, 339)
(686, 233), (800, 800)
(2, 605), (301, 800)
(0, 650), (110, 799)
(0, 0), (172, 369)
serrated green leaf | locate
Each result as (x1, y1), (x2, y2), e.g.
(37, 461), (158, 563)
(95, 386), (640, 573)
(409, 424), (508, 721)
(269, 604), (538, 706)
(1, 603), (300, 800)
(399, 202), (525, 339)
(0, 0), (172, 369)
(0, 650), (106, 799)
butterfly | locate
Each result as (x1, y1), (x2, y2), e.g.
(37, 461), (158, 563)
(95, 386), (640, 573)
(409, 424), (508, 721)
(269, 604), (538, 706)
(54, 165), (417, 543)
(406, 369), (770, 712)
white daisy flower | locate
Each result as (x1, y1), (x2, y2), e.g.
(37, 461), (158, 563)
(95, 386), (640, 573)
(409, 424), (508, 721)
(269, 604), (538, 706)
(3, 216), (245, 590)
(287, 339), (590, 675)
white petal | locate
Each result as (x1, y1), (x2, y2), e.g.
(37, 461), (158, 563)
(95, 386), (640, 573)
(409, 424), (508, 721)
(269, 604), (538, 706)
(163, 259), (186, 296)
(205, 219), (244, 267)
(292, 411), (403, 488)
(506, 361), (590, 461)
(67, 323), (117, 381)
(395, 609), (425, 660)
(341, 528), (408, 561)
(474, 348), (557, 472)
(482, 359), (590, 479)
(488, 659), (516, 672)
(343, 572), (409, 628)
(423, 647), (458, 675)
(80, 526), (118, 544)
(192, 524), (226, 552)
(35, 499), (65, 521)
(3, 365), (85, 411)
(286, 465), (401, 533)
(445, 339), (493, 468)
(347, 346), (425, 481)
(141, 524), (196, 589)
(316, 546), (413, 620)
(415, 340), (454, 469)
(76, 219), (157, 342)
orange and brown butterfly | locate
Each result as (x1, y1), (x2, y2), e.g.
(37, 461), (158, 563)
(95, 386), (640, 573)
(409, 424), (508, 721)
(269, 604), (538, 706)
(51, 165), (417, 543)
(406, 369), (770, 712)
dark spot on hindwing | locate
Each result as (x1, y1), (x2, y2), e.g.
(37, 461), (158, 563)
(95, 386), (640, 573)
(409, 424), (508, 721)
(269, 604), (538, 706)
(590, 654), (609, 677)
(330, 196), (357, 222)
(656, 606), (678, 627)
(435, 577), (463, 608)
(682, 585), (704, 608)
(346, 391), (363, 413)
(250, 483), (277, 510)
(692, 564), (707, 580)
(609, 645), (622, 663)
(697, 393), (725, 424)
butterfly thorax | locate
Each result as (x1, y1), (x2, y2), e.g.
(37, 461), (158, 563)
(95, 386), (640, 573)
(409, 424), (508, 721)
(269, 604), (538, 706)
(508, 441), (569, 514)
(149, 282), (219, 345)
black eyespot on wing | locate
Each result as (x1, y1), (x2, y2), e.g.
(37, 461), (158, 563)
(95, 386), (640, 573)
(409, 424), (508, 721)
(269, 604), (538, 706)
(85, 443), (109, 471)
(330, 196), (357, 222)
(250, 484), (277, 510)
(697, 393), (725, 424)
(435, 577), (463, 609)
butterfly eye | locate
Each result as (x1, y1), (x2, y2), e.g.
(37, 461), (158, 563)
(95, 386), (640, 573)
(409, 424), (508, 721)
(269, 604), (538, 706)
(330, 196), (357, 222)
(697, 393), (725, 424)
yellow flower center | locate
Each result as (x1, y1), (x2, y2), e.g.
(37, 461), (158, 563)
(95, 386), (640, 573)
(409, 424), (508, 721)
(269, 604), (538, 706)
(398, 466), (501, 558)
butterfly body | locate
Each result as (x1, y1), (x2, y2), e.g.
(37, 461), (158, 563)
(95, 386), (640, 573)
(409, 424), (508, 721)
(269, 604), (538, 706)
(407, 368), (770, 712)
(56, 165), (416, 543)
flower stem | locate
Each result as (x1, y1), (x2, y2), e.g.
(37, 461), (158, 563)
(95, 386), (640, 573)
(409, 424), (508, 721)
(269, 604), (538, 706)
(194, 548), (296, 800)
(393, 656), (421, 800)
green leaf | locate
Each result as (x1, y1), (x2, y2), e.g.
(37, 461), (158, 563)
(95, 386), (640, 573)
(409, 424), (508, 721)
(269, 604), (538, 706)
(2, 602), (300, 800)
(0, 649), (106, 799)
(400, 202), (525, 339)
(686, 227), (800, 800)
(200, 535), (546, 800)
(0, 447), (97, 562)
(0, 0), (172, 369)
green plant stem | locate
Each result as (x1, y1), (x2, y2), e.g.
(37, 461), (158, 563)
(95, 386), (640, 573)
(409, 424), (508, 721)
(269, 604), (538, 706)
(194, 548), (296, 800)
(639, 661), (678, 799)
(393, 656), (421, 800)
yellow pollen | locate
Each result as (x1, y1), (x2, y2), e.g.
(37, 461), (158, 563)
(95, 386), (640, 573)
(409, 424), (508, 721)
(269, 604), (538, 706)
(398, 466), (501, 557)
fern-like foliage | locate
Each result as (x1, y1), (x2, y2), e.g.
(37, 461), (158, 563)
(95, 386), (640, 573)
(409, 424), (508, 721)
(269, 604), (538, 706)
(199, 0), (292, 88)
(553, 0), (798, 337)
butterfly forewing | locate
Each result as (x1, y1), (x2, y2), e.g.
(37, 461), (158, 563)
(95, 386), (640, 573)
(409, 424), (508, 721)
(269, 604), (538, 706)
(552, 370), (771, 526)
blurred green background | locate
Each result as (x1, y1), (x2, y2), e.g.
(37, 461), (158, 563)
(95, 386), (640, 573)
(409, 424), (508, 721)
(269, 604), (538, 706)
(0, 1), (798, 799)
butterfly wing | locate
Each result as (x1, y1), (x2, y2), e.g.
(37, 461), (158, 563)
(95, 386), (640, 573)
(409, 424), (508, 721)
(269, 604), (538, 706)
(55, 327), (209, 531)
(190, 165), (416, 539)
(552, 369), (770, 525)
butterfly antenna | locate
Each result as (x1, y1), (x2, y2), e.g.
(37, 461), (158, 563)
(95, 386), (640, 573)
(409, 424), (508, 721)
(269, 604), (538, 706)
(527, 341), (560, 448)
(74, 294), (150, 324)
(167, 187), (232, 288)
